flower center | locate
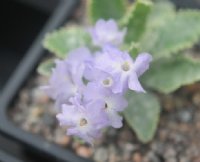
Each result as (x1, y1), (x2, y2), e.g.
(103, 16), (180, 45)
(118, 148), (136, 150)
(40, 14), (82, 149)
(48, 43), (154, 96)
(79, 118), (88, 126)
(121, 61), (130, 71)
(102, 77), (113, 87)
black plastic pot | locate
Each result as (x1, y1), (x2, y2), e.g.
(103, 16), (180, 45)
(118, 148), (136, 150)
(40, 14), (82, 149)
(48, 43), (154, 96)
(171, 0), (200, 9)
(0, 0), (92, 162)
(0, 0), (49, 91)
(0, 150), (23, 162)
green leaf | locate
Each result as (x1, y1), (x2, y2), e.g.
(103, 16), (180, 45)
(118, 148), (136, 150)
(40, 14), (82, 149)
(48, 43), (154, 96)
(139, 0), (176, 55)
(142, 55), (200, 94)
(121, 42), (141, 58)
(146, 0), (175, 28)
(127, 42), (141, 58)
(122, 0), (152, 43)
(37, 59), (55, 76)
(123, 91), (160, 143)
(140, 0), (175, 51)
(88, 0), (126, 23)
(43, 26), (91, 59)
(142, 10), (200, 59)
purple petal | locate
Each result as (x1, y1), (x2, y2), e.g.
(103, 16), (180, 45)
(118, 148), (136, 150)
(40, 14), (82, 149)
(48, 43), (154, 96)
(112, 74), (128, 94)
(67, 127), (79, 136)
(89, 19), (126, 47)
(83, 82), (110, 102)
(128, 72), (145, 92)
(86, 100), (109, 128)
(67, 47), (91, 64)
(106, 19), (118, 32)
(107, 111), (123, 128)
(83, 59), (95, 81)
(107, 94), (128, 112)
(134, 53), (153, 77)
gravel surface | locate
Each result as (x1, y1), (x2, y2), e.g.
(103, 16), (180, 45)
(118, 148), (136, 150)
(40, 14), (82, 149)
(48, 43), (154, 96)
(8, 73), (200, 162)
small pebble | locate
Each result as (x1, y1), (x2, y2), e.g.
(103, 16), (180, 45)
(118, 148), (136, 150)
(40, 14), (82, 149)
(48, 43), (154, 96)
(193, 157), (200, 162)
(175, 97), (185, 109)
(76, 146), (93, 158)
(193, 92), (200, 106)
(177, 109), (193, 123)
(144, 151), (160, 162)
(151, 142), (165, 155)
(31, 107), (44, 118)
(42, 113), (56, 127)
(162, 95), (175, 111)
(166, 158), (177, 162)
(13, 113), (24, 122)
(164, 146), (176, 158)
(20, 90), (29, 103)
(118, 128), (133, 142)
(32, 88), (49, 104)
(108, 153), (118, 162)
(132, 152), (142, 162)
(158, 129), (168, 141)
(180, 156), (189, 162)
(94, 147), (108, 162)
(55, 129), (70, 146)
(124, 143), (137, 152)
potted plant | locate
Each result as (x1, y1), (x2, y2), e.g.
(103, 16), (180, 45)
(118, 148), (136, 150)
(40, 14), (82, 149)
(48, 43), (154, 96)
(3, 0), (200, 161)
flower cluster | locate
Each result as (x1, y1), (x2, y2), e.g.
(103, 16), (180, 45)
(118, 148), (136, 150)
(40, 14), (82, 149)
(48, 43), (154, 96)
(43, 19), (152, 144)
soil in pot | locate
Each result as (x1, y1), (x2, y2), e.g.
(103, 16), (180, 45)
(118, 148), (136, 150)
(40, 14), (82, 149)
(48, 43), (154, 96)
(8, 66), (200, 162)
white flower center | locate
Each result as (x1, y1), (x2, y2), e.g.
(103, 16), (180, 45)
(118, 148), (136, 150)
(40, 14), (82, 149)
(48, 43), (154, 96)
(79, 118), (88, 126)
(102, 77), (113, 87)
(121, 61), (131, 72)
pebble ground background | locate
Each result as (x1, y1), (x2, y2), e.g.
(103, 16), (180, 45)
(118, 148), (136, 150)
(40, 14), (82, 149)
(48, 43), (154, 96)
(9, 73), (200, 162)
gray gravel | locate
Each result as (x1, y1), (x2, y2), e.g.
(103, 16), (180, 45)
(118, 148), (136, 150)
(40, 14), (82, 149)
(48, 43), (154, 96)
(8, 74), (200, 162)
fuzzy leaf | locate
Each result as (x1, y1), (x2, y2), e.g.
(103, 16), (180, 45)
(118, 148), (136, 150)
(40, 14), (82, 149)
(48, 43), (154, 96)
(122, 0), (152, 43)
(88, 0), (126, 23)
(139, 0), (176, 54)
(143, 10), (200, 59)
(147, 0), (175, 28)
(142, 55), (200, 94)
(123, 91), (160, 143)
(43, 26), (91, 59)
(37, 59), (55, 76)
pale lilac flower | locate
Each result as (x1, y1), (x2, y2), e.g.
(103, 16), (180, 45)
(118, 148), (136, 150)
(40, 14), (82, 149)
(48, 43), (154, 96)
(42, 47), (91, 108)
(67, 47), (92, 75)
(84, 65), (116, 91)
(56, 95), (109, 144)
(93, 46), (152, 93)
(89, 19), (126, 47)
(40, 17), (154, 144)
(84, 83), (128, 128)
(84, 51), (116, 92)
